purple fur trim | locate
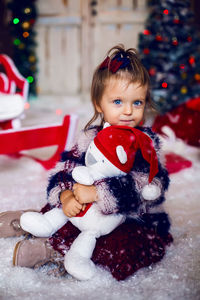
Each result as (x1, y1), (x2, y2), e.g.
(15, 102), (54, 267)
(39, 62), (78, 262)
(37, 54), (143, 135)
(95, 179), (118, 214)
(73, 127), (98, 154)
(48, 186), (63, 207)
(138, 126), (161, 155)
(48, 161), (66, 177)
(131, 171), (162, 194)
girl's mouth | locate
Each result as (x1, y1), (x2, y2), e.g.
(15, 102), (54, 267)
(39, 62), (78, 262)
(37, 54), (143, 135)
(120, 120), (133, 123)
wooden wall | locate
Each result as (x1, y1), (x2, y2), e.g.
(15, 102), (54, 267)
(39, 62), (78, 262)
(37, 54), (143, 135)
(36, 0), (148, 95)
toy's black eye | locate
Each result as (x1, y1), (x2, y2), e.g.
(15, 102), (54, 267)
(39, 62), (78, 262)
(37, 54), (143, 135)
(102, 160), (104, 163)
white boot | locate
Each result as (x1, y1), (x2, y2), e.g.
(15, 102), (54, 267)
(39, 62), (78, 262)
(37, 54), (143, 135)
(20, 208), (68, 237)
(64, 231), (97, 280)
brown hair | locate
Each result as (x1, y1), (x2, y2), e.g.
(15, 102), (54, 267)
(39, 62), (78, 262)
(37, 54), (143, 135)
(84, 44), (152, 131)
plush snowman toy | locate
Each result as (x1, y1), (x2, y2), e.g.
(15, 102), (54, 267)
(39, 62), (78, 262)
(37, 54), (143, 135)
(20, 123), (160, 280)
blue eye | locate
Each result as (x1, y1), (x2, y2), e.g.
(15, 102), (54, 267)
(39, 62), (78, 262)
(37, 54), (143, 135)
(113, 99), (122, 105)
(134, 100), (143, 106)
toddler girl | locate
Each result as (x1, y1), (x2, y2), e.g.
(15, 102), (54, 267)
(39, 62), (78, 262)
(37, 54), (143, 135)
(0, 44), (172, 280)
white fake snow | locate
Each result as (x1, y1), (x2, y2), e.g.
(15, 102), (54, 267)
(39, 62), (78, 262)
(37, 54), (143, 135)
(0, 95), (199, 300)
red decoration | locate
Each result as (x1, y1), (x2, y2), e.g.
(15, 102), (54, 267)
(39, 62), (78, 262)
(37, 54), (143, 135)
(152, 99), (200, 147)
(162, 82), (168, 88)
(165, 153), (192, 174)
(0, 54), (29, 129)
(173, 18), (180, 24)
(143, 48), (150, 55)
(172, 39), (178, 46)
(0, 115), (78, 169)
(189, 56), (195, 65)
(156, 34), (163, 41)
(185, 97), (200, 111)
(163, 9), (169, 15)
(143, 29), (151, 35)
(149, 67), (156, 76)
(0, 54), (29, 100)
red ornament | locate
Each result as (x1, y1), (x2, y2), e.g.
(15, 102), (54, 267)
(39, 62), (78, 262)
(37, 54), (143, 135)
(187, 36), (192, 42)
(163, 9), (169, 15)
(180, 64), (185, 69)
(156, 35), (163, 41)
(149, 68), (156, 76)
(162, 82), (168, 88)
(143, 29), (151, 35)
(152, 100), (200, 147)
(189, 56), (195, 65)
(143, 48), (150, 55)
(173, 18), (180, 24)
(186, 97), (200, 112)
(29, 19), (35, 25)
(172, 38), (178, 46)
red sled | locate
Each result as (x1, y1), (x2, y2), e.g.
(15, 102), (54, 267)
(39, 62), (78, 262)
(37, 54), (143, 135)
(0, 114), (78, 170)
(0, 54), (29, 130)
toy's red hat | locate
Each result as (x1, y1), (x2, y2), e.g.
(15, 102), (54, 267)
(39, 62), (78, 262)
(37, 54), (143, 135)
(94, 125), (159, 183)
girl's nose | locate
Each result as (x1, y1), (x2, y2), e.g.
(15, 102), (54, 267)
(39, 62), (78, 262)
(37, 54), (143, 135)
(123, 104), (132, 115)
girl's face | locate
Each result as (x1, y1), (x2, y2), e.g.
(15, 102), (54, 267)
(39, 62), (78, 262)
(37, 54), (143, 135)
(96, 77), (147, 128)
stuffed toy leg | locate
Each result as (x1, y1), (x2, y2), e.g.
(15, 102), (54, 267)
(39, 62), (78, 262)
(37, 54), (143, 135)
(65, 204), (125, 280)
(20, 204), (125, 280)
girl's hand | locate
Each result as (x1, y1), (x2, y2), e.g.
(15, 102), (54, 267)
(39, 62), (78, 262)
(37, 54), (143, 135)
(73, 183), (98, 204)
(60, 190), (83, 217)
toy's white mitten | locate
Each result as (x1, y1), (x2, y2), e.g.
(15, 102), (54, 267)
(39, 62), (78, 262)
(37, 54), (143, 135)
(141, 183), (161, 201)
(72, 166), (94, 185)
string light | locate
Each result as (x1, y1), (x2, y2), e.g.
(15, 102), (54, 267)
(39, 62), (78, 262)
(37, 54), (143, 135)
(22, 21), (30, 29)
(24, 102), (30, 110)
(163, 9), (169, 15)
(187, 36), (192, 42)
(194, 74), (200, 81)
(149, 68), (156, 76)
(23, 32), (29, 38)
(29, 55), (36, 63)
(173, 17), (180, 24)
(181, 72), (187, 79)
(180, 64), (185, 69)
(13, 18), (20, 24)
(24, 7), (31, 14)
(172, 37), (178, 46)
(162, 82), (168, 88)
(189, 56), (195, 65)
(143, 29), (151, 35)
(14, 38), (21, 45)
(156, 34), (163, 41)
(27, 76), (34, 83)
(56, 109), (63, 115)
(181, 86), (187, 94)
(19, 43), (25, 49)
(143, 48), (150, 55)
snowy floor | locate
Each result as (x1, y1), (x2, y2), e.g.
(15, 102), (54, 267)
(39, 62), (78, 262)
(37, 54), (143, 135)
(0, 95), (200, 300)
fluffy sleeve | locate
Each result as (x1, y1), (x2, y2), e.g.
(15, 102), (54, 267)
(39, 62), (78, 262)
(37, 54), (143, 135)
(94, 174), (141, 215)
(46, 145), (85, 207)
(46, 127), (98, 208)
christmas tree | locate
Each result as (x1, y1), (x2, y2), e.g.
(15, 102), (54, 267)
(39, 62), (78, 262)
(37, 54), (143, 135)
(7, 0), (38, 96)
(138, 0), (200, 114)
